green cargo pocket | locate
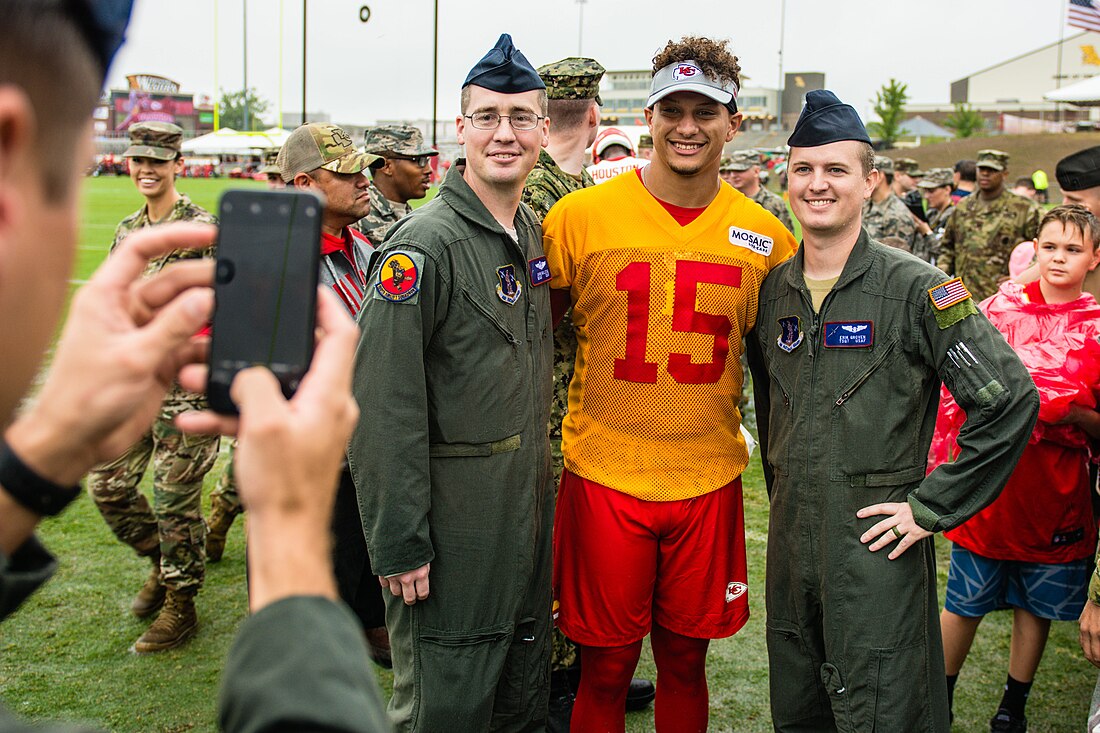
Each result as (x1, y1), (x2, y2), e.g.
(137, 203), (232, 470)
(428, 434), (522, 458)
(493, 617), (542, 718)
(820, 662), (855, 733)
(413, 622), (512, 730)
(869, 642), (931, 731)
(765, 620), (830, 726)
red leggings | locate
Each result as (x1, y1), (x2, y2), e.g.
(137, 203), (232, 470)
(571, 624), (710, 733)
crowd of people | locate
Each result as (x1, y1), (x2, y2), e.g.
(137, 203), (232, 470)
(5, 2), (1100, 732)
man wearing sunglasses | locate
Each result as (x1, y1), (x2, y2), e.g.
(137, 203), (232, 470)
(355, 125), (438, 244)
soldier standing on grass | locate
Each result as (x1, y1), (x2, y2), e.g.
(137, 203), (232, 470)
(354, 125), (438, 244)
(86, 121), (220, 654)
(937, 149), (1043, 301)
(722, 149), (795, 233)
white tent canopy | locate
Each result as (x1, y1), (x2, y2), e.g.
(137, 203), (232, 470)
(181, 127), (291, 155)
(1044, 75), (1100, 106)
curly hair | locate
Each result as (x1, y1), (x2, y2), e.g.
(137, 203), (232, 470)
(652, 36), (741, 89)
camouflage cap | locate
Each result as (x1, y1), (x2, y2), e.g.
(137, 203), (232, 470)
(873, 155), (895, 175)
(123, 121), (183, 160)
(894, 157), (920, 174)
(638, 134), (653, 149)
(917, 167), (954, 189)
(976, 149), (1009, 171)
(363, 125), (437, 158)
(538, 57), (605, 104)
(724, 150), (759, 171)
(276, 123), (383, 182)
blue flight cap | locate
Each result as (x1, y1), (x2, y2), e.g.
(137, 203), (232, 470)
(463, 34), (546, 93)
(787, 90), (871, 148)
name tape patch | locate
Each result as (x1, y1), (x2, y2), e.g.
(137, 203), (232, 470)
(729, 226), (773, 256)
(528, 256), (552, 286)
(823, 321), (874, 348)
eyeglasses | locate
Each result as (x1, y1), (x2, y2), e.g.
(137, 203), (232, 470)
(391, 155), (433, 168)
(464, 112), (544, 131)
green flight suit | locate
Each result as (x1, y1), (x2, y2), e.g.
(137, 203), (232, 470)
(348, 160), (555, 732)
(748, 231), (1038, 733)
(0, 537), (391, 733)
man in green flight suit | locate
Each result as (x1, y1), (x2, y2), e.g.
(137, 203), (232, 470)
(937, 149), (1043, 301)
(748, 90), (1039, 732)
(347, 34), (555, 732)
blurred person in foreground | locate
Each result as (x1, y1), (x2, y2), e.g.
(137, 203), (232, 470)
(0, 1), (389, 730)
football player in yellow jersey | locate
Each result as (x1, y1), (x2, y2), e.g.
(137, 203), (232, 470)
(543, 36), (796, 733)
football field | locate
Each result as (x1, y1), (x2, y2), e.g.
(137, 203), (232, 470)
(0, 175), (1092, 732)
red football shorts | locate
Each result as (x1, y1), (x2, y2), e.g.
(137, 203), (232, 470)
(552, 469), (749, 647)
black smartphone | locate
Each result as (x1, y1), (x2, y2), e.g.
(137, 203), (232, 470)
(207, 189), (323, 415)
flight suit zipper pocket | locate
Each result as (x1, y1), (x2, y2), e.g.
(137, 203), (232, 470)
(834, 340), (897, 406)
(462, 289), (520, 345)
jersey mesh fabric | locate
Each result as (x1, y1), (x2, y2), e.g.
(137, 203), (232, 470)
(544, 172), (796, 500)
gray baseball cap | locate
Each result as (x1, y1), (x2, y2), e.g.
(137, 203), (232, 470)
(647, 60), (739, 112)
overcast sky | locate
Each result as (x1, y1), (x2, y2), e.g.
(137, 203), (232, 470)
(108, 0), (1073, 127)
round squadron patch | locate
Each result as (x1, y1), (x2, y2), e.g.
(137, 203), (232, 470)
(374, 251), (421, 303)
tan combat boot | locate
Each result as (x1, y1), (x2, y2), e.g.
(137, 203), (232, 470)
(130, 555), (165, 618)
(133, 589), (198, 654)
(205, 502), (237, 563)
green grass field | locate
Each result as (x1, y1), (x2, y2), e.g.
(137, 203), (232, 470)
(0, 175), (1093, 732)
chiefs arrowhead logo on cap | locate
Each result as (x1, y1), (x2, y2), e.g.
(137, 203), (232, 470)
(673, 64), (701, 80)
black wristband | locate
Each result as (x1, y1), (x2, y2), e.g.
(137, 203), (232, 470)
(0, 439), (81, 517)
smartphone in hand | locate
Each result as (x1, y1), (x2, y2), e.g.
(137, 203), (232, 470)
(207, 189), (323, 415)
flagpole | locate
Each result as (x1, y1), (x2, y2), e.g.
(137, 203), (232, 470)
(1057, 0), (1067, 125)
(214, 0), (220, 131)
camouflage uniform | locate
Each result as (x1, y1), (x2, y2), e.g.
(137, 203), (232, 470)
(936, 150), (1043, 301)
(723, 150), (794, 233)
(861, 194), (916, 244)
(528, 56), (605, 676)
(751, 187), (794, 233)
(353, 184), (410, 244)
(911, 168), (956, 263)
(353, 125), (436, 245)
(87, 193), (219, 593)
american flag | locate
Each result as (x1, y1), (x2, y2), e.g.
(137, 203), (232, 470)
(928, 278), (971, 310)
(1069, 0), (1100, 33)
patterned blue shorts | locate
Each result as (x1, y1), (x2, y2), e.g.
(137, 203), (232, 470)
(944, 544), (1090, 621)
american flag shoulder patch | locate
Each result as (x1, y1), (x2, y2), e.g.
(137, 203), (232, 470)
(928, 277), (971, 311)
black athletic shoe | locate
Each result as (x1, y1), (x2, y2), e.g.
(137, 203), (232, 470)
(990, 708), (1027, 733)
(625, 677), (656, 712)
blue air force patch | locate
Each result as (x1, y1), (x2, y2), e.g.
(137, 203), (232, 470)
(528, 256), (551, 286)
(496, 264), (522, 305)
(777, 315), (803, 353)
(823, 321), (873, 348)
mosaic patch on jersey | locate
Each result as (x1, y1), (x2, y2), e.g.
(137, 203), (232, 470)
(496, 264), (522, 305)
(373, 250), (423, 304)
(528, 256), (552, 286)
(928, 277), (971, 311)
(728, 226), (773, 256)
(777, 315), (804, 353)
(823, 321), (874, 348)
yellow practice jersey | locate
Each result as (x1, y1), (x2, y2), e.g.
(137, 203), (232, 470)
(543, 172), (796, 500)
